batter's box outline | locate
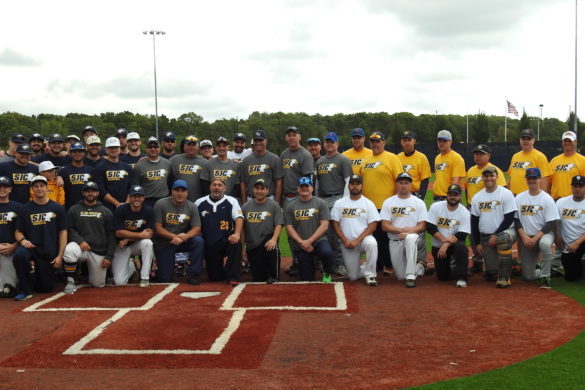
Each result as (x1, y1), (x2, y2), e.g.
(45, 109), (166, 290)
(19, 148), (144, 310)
(22, 282), (347, 356)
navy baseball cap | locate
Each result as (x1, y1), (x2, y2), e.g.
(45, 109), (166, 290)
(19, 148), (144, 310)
(525, 167), (541, 178)
(82, 125), (97, 135)
(396, 172), (413, 182)
(401, 131), (416, 139)
(16, 144), (33, 154)
(349, 174), (362, 183)
(447, 184), (462, 195)
(0, 176), (12, 186)
(286, 126), (299, 134)
(253, 130), (267, 140)
(233, 133), (247, 141)
(572, 175), (585, 186)
(473, 144), (491, 154)
(184, 135), (199, 144)
(163, 131), (176, 141)
(115, 128), (128, 137)
(129, 185), (145, 196)
(48, 133), (64, 143)
(11, 133), (25, 144)
(324, 132), (338, 142)
(298, 177), (313, 186)
(70, 142), (85, 151)
(520, 129), (535, 139)
(83, 181), (99, 191)
(29, 133), (44, 142)
(172, 180), (189, 190)
(351, 128), (365, 137)
(216, 136), (229, 144)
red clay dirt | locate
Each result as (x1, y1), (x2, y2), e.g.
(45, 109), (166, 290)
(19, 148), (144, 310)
(0, 259), (584, 390)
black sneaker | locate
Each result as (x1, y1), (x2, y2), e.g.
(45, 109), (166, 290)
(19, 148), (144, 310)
(538, 277), (551, 289)
(470, 262), (483, 274)
(286, 263), (298, 277)
(187, 273), (200, 285)
(0, 283), (16, 298)
(266, 277), (277, 284)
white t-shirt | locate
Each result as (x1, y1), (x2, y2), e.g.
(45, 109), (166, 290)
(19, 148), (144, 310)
(330, 195), (380, 241)
(228, 148), (252, 163)
(425, 201), (471, 248)
(470, 186), (517, 235)
(514, 190), (559, 236)
(380, 195), (427, 240)
(556, 195), (585, 248)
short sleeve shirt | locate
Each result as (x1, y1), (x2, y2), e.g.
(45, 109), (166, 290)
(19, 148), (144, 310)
(507, 149), (552, 195)
(514, 190), (559, 236)
(434, 150), (466, 197)
(426, 201), (471, 247)
(342, 147), (373, 175)
(316, 153), (353, 196)
(330, 195), (380, 241)
(556, 195), (585, 248)
(241, 198), (284, 250)
(240, 152), (284, 197)
(549, 153), (585, 200)
(359, 151), (404, 209)
(153, 197), (201, 248)
(280, 147), (314, 195)
(379, 195), (427, 240)
(397, 151), (431, 192)
(284, 196), (330, 251)
(470, 186), (517, 234)
(464, 163), (507, 205)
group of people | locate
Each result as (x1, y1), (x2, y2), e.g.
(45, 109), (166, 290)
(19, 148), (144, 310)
(0, 124), (584, 301)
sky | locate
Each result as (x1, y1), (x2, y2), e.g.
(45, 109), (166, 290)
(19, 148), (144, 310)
(0, 0), (581, 122)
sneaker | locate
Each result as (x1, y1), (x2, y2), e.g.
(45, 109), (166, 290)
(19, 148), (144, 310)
(14, 292), (33, 301)
(538, 277), (551, 289)
(187, 273), (200, 286)
(286, 263), (298, 277)
(0, 283), (16, 298)
(470, 262), (483, 274)
(139, 279), (149, 288)
(383, 266), (393, 275)
(405, 278), (416, 288)
(456, 279), (467, 288)
(483, 271), (498, 282)
(496, 278), (511, 288)
(335, 265), (348, 276)
(551, 265), (565, 277)
(63, 280), (77, 294)
(266, 277), (277, 285)
(366, 276), (377, 286)
(415, 263), (425, 277)
(322, 273), (332, 283)
(229, 280), (239, 287)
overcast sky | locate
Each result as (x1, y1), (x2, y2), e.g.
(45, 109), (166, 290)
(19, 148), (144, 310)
(0, 0), (581, 123)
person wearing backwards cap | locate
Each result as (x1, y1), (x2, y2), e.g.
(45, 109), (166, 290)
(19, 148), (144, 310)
(160, 131), (177, 160)
(397, 130), (431, 201)
(12, 175), (67, 300)
(507, 128), (552, 196)
(426, 183), (471, 288)
(0, 176), (23, 298)
(169, 135), (210, 202)
(555, 175), (585, 282)
(0, 144), (38, 204)
(342, 128), (372, 175)
(380, 172), (427, 288)
(132, 137), (170, 207)
(433, 130), (465, 201)
(93, 137), (133, 212)
(31, 161), (64, 205)
(121, 132), (145, 168)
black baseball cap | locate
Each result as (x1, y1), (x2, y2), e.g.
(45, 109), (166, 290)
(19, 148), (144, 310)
(163, 131), (176, 141)
(83, 181), (99, 191)
(396, 172), (413, 182)
(29, 133), (44, 142)
(82, 125), (97, 135)
(286, 126), (299, 134)
(401, 131), (416, 139)
(473, 144), (491, 154)
(572, 175), (585, 186)
(0, 176), (12, 186)
(115, 128), (128, 137)
(10, 133), (25, 144)
(520, 129), (535, 139)
(349, 174), (363, 183)
(129, 185), (145, 196)
(16, 144), (33, 154)
(48, 133), (64, 143)
(253, 130), (267, 140)
(233, 133), (247, 141)
(447, 184), (462, 195)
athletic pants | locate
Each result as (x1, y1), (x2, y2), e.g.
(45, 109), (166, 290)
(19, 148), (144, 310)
(518, 232), (554, 280)
(561, 242), (585, 281)
(432, 241), (468, 281)
(247, 241), (280, 282)
(341, 235), (377, 280)
(204, 237), (242, 282)
(112, 239), (154, 285)
(323, 194), (343, 267)
(389, 233), (421, 280)
(12, 247), (55, 294)
(294, 239), (336, 281)
(374, 210), (391, 271)
(0, 254), (17, 287)
(479, 227), (517, 279)
(155, 236), (204, 282)
(63, 242), (108, 287)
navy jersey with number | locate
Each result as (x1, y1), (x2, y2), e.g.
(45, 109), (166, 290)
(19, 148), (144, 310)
(195, 195), (243, 246)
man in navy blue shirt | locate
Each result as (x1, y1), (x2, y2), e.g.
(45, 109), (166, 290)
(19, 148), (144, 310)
(32, 133), (71, 167)
(0, 144), (39, 204)
(93, 137), (133, 212)
(0, 176), (23, 298)
(59, 142), (94, 209)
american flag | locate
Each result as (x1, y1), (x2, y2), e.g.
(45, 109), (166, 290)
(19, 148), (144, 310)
(507, 100), (519, 117)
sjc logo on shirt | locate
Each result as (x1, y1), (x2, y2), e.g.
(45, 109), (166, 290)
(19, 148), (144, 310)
(248, 164), (269, 175)
(477, 200), (501, 211)
(520, 205), (544, 216)
(341, 208), (366, 218)
(435, 163), (448, 171)
(363, 162), (382, 169)
(282, 159), (298, 169)
(437, 217), (460, 228)
(0, 211), (17, 224)
(69, 173), (91, 185)
(246, 211), (271, 223)
(178, 164), (202, 175)
(165, 213), (190, 224)
(30, 212), (57, 225)
(561, 208), (585, 220)
(106, 170), (129, 181)
(124, 219), (147, 231)
(146, 169), (167, 181)
(554, 164), (576, 172)
(318, 164), (337, 174)
(390, 206), (416, 217)
(294, 208), (318, 221)
(512, 161), (531, 169)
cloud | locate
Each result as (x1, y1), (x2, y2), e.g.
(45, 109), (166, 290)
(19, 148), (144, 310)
(0, 48), (42, 67)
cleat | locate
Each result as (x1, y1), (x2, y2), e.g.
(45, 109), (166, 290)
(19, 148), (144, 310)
(14, 292), (33, 301)
(139, 279), (149, 288)
(266, 277), (277, 285)
(496, 278), (511, 288)
(63, 281), (77, 294)
(538, 277), (551, 289)
(229, 280), (239, 287)
(366, 276), (377, 286)
(321, 273), (332, 283)
(187, 273), (200, 286)
(405, 278), (416, 288)
(456, 279), (467, 288)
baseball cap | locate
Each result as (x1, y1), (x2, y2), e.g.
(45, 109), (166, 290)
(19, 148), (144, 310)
(29, 133), (44, 142)
(437, 130), (452, 141)
(48, 133), (64, 143)
(253, 130), (267, 140)
(70, 142), (85, 151)
(129, 185), (145, 196)
(572, 175), (585, 186)
(370, 131), (385, 141)
(0, 176), (11, 186)
(86, 135), (101, 145)
(298, 176), (313, 186)
(215, 136), (228, 145)
(520, 129), (535, 139)
(10, 133), (25, 143)
(200, 139), (213, 148)
(184, 135), (199, 144)
(127, 132), (140, 141)
(16, 144), (33, 154)
(83, 181), (99, 191)
(254, 178), (268, 187)
(30, 175), (48, 185)
(447, 184), (462, 195)
(105, 137), (121, 148)
(349, 174), (362, 183)
(66, 135), (80, 142)
(38, 161), (57, 172)
(351, 128), (365, 137)
(115, 128), (128, 137)
(163, 131), (176, 141)
(525, 167), (542, 178)
(233, 133), (247, 141)
(562, 131), (577, 142)
(401, 131), (416, 139)
(473, 144), (491, 154)
(172, 180), (189, 190)
(146, 136), (159, 146)
(286, 126), (299, 134)
(396, 172), (413, 182)
(482, 166), (498, 175)
(307, 137), (321, 144)
(82, 125), (97, 135)
(324, 132), (338, 142)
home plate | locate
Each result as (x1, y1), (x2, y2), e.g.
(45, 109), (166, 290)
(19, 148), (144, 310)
(181, 292), (221, 299)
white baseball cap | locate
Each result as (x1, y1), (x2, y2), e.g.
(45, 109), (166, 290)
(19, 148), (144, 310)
(127, 132), (140, 141)
(105, 137), (121, 148)
(562, 131), (577, 142)
(437, 130), (452, 141)
(86, 135), (101, 145)
(31, 175), (48, 185)
(38, 161), (57, 172)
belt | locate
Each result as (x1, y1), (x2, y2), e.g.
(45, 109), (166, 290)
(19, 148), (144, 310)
(284, 193), (297, 198)
(322, 193), (342, 198)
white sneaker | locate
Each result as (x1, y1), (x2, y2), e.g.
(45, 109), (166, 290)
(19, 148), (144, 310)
(139, 279), (149, 288)
(63, 281), (77, 294)
(456, 280), (467, 288)
(366, 276), (377, 286)
(415, 263), (425, 277)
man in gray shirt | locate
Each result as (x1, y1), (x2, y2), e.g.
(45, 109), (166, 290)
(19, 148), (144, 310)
(0, 134), (26, 163)
(280, 126), (314, 205)
(204, 136), (241, 199)
(132, 137), (171, 207)
(241, 178), (283, 283)
(170, 135), (209, 202)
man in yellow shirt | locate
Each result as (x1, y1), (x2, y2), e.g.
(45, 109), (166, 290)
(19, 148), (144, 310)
(359, 131), (404, 272)
(433, 130), (466, 201)
(507, 129), (551, 195)
(342, 128), (372, 175)
(398, 131), (431, 201)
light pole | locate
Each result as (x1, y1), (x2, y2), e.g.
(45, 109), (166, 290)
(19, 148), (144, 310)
(143, 30), (166, 139)
(538, 104), (543, 140)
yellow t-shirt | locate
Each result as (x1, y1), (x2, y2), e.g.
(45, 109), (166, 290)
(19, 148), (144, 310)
(549, 152), (585, 199)
(397, 151), (431, 192)
(507, 149), (552, 195)
(343, 147), (373, 175)
(464, 163), (507, 204)
(433, 150), (466, 197)
(359, 151), (404, 209)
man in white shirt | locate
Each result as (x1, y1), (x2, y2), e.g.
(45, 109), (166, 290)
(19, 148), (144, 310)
(331, 175), (380, 286)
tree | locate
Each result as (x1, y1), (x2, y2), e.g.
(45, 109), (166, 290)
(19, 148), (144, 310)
(519, 110), (531, 131)
(473, 112), (489, 144)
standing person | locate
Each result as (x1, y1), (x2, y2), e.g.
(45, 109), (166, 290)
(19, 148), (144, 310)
(0, 133), (26, 163)
(84, 135), (104, 168)
(397, 131), (431, 201)
(241, 179), (283, 283)
(0, 177), (22, 297)
(240, 130), (283, 204)
(227, 133), (252, 163)
(153, 180), (204, 284)
(28, 133), (45, 158)
(0, 144), (38, 204)
(426, 184), (471, 287)
(32, 133), (70, 167)
(81, 126), (98, 144)
(61, 182), (116, 293)
(195, 178), (244, 286)
(93, 137), (133, 212)
(331, 174), (379, 286)
(205, 136), (241, 199)
(114, 128), (129, 156)
(470, 166), (518, 288)
(380, 173), (427, 288)
(169, 135), (210, 202)
(284, 177), (336, 282)
(433, 130), (465, 201)
(280, 126), (314, 205)
(112, 185), (155, 287)
(121, 132), (145, 168)
(507, 128), (552, 195)
(199, 140), (214, 160)
(65, 135), (81, 153)
(12, 175), (67, 300)
(359, 131), (403, 273)
(132, 137), (170, 208)
(342, 128), (372, 175)
(59, 142), (94, 210)
(555, 175), (585, 282)
(514, 168), (559, 288)
(160, 131), (177, 160)
(306, 137), (322, 195)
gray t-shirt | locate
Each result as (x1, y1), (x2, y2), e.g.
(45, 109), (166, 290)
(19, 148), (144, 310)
(132, 158), (171, 199)
(284, 196), (330, 252)
(241, 198), (284, 250)
(240, 152), (283, 197)
(0, 153), (16, 164)
(169, 154), (209, 201)
(316, 153), (352, 197)
(204, 157), (241, 198)
(280, 147), (314, 195)
(153, 197), (201, 249)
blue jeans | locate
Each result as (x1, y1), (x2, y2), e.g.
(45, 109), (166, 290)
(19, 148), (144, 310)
(294, 239), (335, 281)
(12, 247), (55, 294)
(155, 236), (204, 282)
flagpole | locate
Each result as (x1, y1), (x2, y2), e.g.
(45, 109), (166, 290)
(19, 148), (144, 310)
(504, 97), (508, 143)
